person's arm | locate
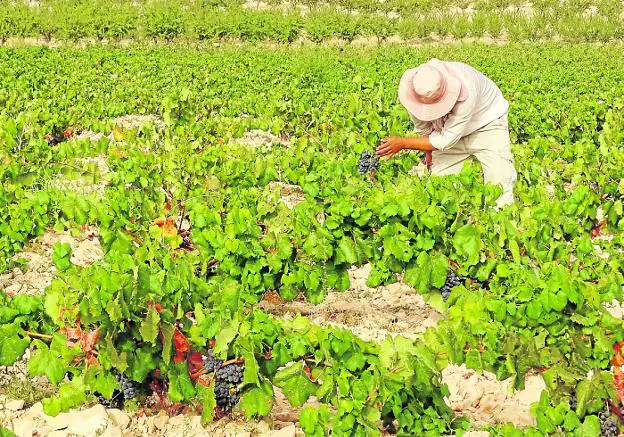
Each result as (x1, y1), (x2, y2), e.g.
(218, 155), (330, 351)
(376, 136), (436, 158)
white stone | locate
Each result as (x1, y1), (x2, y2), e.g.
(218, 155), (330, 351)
(5, 399), (25, 411)
(46, 412), (71, 430)
(107, 409), (131, 430)
(270, 424), (297, 437)
(153, 414), (169, 430)
(65, 404), (110, 436)
(101, 425), (122, 437)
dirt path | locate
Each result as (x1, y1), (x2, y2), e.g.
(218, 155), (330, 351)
(257, 263), (442, 342)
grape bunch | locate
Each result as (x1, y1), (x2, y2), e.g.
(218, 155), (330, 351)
(216, 363), (244, 385)
(96, 393), (123, 409)
(599, 411), (618, 437)
(201, 351), (244, 412)
(358, 150), (380, 174)
(568, 392), (577, 410)
(202, 349), (223, 373)
(214, 363), (244, 411)
(441, 271), (462, 301)
(95, 371), (140, 408)
(117, 372), (139, 400)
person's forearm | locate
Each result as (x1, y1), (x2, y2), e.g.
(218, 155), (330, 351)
(400, 136), (438, 152)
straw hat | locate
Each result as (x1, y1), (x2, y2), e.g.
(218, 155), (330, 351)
(398, 58), (468, 121)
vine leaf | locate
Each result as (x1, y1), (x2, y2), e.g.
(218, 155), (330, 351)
(160, 322), (174, 366)
(0, 324), (29, 366)
(452, 224), (481, 267)
(273, 362), (317, 407)
(42, 376), (87, 417)
(140, 306), (160, 345)
(240, 379), (274, 418)
(197, 381), (216, 425)
(168, 362), (196, 402)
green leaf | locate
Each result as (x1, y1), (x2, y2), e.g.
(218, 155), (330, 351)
(28, 341), (68, 384)
(574, 415), (600, 437)
(42, 377), (87, 416)
(273, 362), (318, 407)
(139, 306), (160, 345)
(0, 331), (29, 366)
(52, 243), (73, 272)
(168, 363), (196, 402)
(197, 382), (217, 425)
(243, 352), (260, 386)
(240, 379), (274, 417)
(452, 224), (481, 267)
(563, 409), (581, 431)
(575, 379), (591, 417)
(214, 326), (238, 359)
(160, 322), (174, 366)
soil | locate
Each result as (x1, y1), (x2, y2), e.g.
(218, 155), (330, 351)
(114, 114), (165, 130)
(442, 364), (545, 427)
(232, 129), (291, 148)
(0, 227), (103, 297)
(1, 388), (308, 437)
(267, 182), (305, 209)
(47, 156), (110, 197)
(257, 263), (442, 343)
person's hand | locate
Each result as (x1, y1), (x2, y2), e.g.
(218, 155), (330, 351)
(424, 150), (432, 169)
(376, 136), (405, 158)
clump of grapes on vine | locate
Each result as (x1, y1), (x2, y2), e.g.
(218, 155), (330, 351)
(441, 271), (462, 301)
(201, 350), (244, 412)
(96, 371), (141, 408)
(358, 150), (380, 175)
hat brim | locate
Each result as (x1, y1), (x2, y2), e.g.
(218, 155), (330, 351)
(398, 62), (465, 122)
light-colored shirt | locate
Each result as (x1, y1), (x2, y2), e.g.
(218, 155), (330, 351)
(410, 61), (509, 151)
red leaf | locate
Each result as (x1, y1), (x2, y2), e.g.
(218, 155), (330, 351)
(614, 367), (624, 404)
(188, 352), (204, 375)
(173, 329), (190, 355)
(173, 352), (185, 364)
(62, 326), (83, 347)
(82, 328), (100, 354)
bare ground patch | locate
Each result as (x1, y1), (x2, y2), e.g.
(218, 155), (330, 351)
(114, 114), (165, 130)
(3, 390), (307, 437)
(257, 263), (442, 343)
(47, 156), (110, 197)
(233, 129), (291, 148)
(442, 364), (545, 427)
(268, 182), (305, 209)
(0, 226), (103, 297)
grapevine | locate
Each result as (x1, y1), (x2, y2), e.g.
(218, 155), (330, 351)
(0, 41), (623, 437)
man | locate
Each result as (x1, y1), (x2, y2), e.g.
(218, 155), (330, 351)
(376, 58), (517, 208)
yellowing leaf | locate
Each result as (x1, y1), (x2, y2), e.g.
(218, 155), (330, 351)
(112, 127), (125, 142)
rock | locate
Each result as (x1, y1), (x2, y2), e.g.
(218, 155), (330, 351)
(153, 414), (169, 430)
(5, 399), (25, 411)
(463, 432), (490, 437)
(12, 420), (35, 437)
(46, 412), (71, 430)
(270, 424), (297, 437)
(108, 409), (131, 430)
(101, 425), (123, 437)
(66, 404), (110, 436)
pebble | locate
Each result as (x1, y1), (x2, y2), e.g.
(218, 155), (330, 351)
(153, 414), (169, 430)
(269, 424), (297, 437)
(5, 399), (25, 411)
(107, 409), (131, 430)
(46, 412), (71, 430)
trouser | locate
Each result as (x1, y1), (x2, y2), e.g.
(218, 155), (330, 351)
(430, 112), (517, 208)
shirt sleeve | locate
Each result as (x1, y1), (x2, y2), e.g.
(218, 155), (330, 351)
(409, 113), (433, 135)
(429, 91), (477, 151)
